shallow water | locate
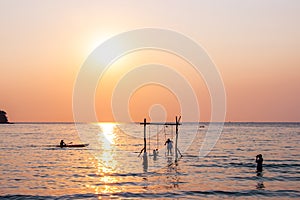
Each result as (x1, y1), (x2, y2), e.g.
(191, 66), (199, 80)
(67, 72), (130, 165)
(0, 122), (299, 199)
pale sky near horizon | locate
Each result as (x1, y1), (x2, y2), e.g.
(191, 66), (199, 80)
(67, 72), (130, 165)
(0, 0), (299, 122)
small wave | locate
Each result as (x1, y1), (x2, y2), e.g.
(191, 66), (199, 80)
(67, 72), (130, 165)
(265, 163), (300, 168)
(183, 189), (300, 198)
(0, 194), (96, 200)
(8, 190), (294, 200)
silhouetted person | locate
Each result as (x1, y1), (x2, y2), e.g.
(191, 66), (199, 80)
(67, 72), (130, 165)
(256, 154), (263, 172)
(165, 138), (173, 155)
(60, 140), (66, 148)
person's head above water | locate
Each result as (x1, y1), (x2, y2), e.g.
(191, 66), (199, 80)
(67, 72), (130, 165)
(257, 154), (262, 158)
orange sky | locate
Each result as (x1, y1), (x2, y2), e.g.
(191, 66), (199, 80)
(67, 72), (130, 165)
(94, 50), (210, 122)
(0, 1), (299, 122)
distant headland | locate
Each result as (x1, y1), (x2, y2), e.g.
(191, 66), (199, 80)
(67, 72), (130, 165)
(0, 110), (10, 124)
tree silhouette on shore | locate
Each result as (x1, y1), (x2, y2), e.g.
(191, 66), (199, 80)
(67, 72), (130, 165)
(0, 110), (9, 123)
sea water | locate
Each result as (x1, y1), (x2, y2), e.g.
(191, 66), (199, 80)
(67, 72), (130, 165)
(0, 122), (299, 199)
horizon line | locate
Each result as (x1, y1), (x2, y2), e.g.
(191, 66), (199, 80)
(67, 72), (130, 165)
(3, 121), (300, 124)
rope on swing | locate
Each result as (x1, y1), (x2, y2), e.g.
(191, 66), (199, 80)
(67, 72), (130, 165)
(163, 125), (175, 141)
(164, 125), (167, 142)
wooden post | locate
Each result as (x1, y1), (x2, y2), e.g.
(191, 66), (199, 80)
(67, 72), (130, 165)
(175, 116), (181, 162)
(175, 116), (178, 162)
(143, 118), (147, 153)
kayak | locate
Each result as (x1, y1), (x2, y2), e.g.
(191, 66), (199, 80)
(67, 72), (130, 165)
(56, 144), (89, 148)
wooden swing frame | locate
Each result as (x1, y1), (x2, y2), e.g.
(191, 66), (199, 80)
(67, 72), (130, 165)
(139, 116), (182, 162)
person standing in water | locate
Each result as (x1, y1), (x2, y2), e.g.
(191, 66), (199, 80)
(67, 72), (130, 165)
(60, 140), (66, 148)
(256, 154), (263, 172)
(164, 138), (173, 156)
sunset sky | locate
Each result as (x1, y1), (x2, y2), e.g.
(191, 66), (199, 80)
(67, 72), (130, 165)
(1, 0), (299, 122)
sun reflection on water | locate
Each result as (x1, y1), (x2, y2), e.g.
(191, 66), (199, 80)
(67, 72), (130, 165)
(99, 123), (116, 144)
(98, 123), (117, 170)
(93, 123), (122, 195)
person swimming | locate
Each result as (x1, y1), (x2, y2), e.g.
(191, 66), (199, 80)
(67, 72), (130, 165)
(256, 154), (263, 172)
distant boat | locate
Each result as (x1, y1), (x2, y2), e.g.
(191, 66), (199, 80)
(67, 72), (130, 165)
(56, 144), (89, 148)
